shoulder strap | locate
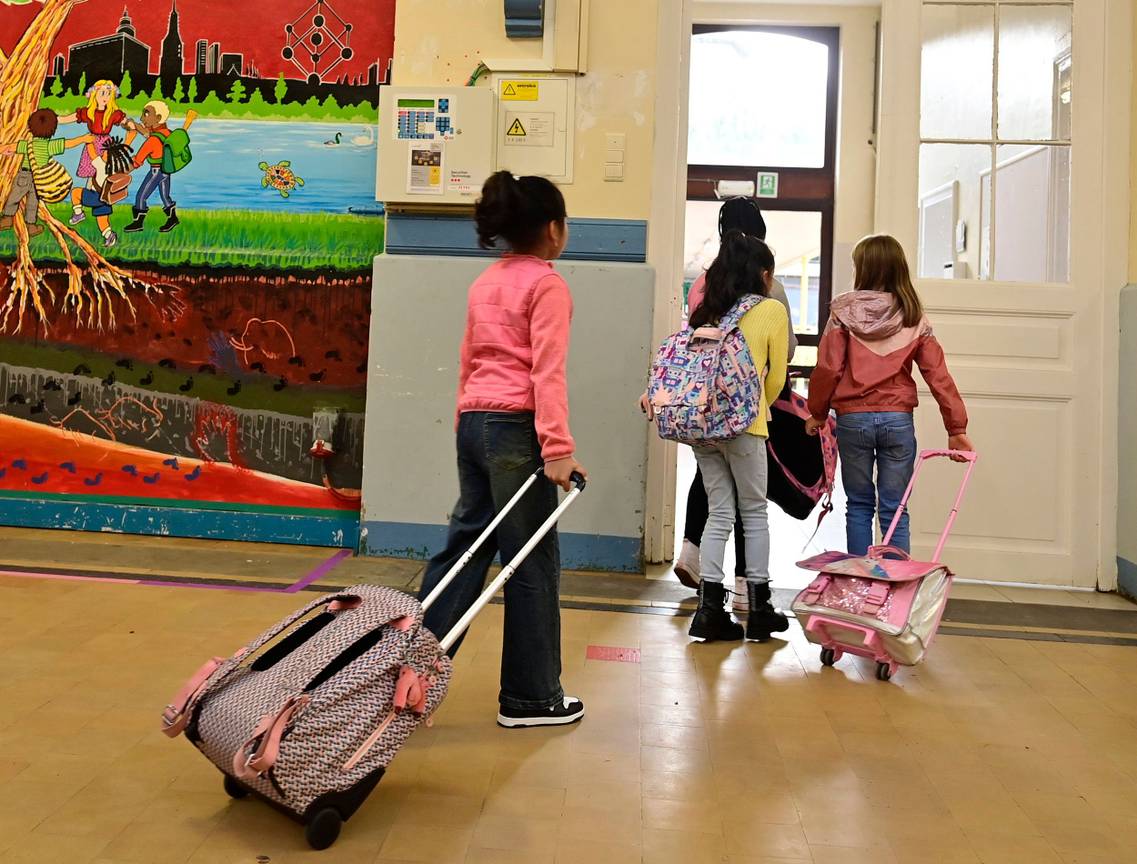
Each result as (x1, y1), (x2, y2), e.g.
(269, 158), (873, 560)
(720, 294), (765, 330)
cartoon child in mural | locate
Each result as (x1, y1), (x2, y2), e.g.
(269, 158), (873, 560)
(125, 101), (193, 235)
(0, 108), (92, 238)
(57, 79), (135, 247)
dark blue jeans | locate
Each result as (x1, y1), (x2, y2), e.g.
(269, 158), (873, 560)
(836, 412), (917, 556)
(418, 411), (564, 711)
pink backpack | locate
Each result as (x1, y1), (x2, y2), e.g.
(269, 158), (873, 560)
(648, 295), (766, 444)
(765, 381), (838, 521)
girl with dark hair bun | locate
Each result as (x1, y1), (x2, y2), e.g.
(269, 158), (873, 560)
(418, 171), (587, 729)
(675, 198), (797, 610)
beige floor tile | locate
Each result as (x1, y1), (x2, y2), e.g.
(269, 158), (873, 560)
(379, 824), (474, 864)
(470, 814), (560, 855)
(554, 838), (642, 864)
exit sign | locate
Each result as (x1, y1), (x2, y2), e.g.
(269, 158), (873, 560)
(757, 172), (779, 198)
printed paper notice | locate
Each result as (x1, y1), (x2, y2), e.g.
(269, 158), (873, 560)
(500, 80), (539, 101)
(408, 142), (444, 195)
(504, 111), (555, 147)
(448, 168), (476, 195)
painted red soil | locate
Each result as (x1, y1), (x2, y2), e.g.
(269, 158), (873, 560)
(0, 416), (357, 512)
(6, 268), (371, 390)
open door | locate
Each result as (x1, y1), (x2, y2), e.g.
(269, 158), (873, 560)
(876, 0), (1128, 588)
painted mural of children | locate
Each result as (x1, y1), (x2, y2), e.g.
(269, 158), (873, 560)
(71, 133), (139, 249)
(58, 80), (132, 196)
(0, 109), (92, 238)
(125, 101), (194, 235)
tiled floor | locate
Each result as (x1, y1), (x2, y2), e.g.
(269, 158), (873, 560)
(2, 564), (1137, 864)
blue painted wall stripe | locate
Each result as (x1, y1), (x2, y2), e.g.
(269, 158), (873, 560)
(1119, 557), (1137, 600)
(385, 214), (648, 263)
(361, 520), (642, 573)
(0, 499), (359, 549)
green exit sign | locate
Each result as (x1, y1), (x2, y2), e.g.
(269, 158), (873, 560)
(757, 172), (779, 198)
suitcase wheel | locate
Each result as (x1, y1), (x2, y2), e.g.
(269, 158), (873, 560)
(305, 807), (343, 850)
(876, 662), (893, 682)
(223, 775), (249, 800)
(820, 648), (837, 667)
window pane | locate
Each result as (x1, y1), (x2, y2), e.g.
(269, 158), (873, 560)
(918, 144), (992, 280)
(997, 5), (1073, 141)
(991, 144), (1071, 282)
(921, 5), (994, 140)
(688, 31), (829, 168)
(683, 202), (823, 335)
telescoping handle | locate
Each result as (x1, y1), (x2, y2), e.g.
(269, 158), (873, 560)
(419, 468), (587, 653)
(881, 450), (977, 564)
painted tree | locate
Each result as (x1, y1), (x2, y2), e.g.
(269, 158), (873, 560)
(119, 69), (132, 99)
(75, 69), (85, 97)
(273, 73), (287, 105)
(0, 0), (163, 333)
(186, 77), (197, 104)
(227, 78), (246, 104)
(48, 75), (61, 97)
(246, 86), (266, 112)
(150, 80), (163, 101)
(322, 94), (338, 112)
(172, 78), (184, 103)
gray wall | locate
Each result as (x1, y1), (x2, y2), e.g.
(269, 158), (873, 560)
(361, 255), (655, 571)
(1120, 284), (1137, 597)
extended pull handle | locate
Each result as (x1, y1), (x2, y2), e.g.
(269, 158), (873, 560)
(881, 449), (978, 563)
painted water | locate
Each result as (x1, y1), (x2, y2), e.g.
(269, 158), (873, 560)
(56, 119), (382, 215)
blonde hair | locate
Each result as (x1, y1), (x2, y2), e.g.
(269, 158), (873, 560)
(852, 234), (924, 327)
(86, 80), (121, 129)
(144, 100), (171, 124)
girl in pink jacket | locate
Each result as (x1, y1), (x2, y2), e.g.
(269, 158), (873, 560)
(417, 171), (587, 729)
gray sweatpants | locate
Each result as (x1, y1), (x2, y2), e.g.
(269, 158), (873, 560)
(693, 434), (770, 585)
(2, 169), (39, 224)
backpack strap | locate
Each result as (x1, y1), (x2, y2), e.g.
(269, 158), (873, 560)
(719, 294), (766, 330)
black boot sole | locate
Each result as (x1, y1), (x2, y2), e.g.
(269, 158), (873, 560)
(688, 622), (744, 642)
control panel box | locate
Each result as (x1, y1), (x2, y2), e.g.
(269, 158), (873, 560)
(376, 86), (496, 206)
(492, 74), (576, 183)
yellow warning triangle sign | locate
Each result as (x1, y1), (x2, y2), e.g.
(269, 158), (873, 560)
(507, 118), (526, 137)
(503, 83), (517, 97)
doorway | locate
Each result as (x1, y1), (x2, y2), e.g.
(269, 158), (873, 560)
(674, 23), (847, 589)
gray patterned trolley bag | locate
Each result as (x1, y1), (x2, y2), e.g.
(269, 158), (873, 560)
(161, 469), (585, 850)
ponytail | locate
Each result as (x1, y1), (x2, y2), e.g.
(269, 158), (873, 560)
(689, 232), (775, 329)
(475, 171), (567, 252)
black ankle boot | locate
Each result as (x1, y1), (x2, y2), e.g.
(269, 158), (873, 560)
(159, 204), (180, 233)
(689, 580), (744, 642)
(124, 207), (146, 233)
(745, 581), (790, 642)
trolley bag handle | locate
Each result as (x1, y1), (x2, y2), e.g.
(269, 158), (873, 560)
(436, 471), (587, 653)
(881, 449), (978, 563)
(421, 468), (587, 615)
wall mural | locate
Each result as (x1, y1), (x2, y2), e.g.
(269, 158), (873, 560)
(0, 0), (392, 547)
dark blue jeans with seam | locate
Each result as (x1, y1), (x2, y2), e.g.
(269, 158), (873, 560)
(418, 411), (564, 712)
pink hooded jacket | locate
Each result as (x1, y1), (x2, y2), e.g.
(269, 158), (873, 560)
(807, 291), (968, 435)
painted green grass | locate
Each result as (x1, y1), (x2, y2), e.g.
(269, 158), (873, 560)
(2, 342), (366, 415)
(0, 206), (383, 271)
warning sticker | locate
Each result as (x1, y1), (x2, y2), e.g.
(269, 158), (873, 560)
(504, 111), (554, 147)
(500, 80), (540, 101)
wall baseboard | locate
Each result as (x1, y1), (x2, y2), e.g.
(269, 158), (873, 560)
(361, 520), (642, 573)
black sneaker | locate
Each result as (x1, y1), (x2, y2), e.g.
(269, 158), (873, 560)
(497, 697), (585, 729)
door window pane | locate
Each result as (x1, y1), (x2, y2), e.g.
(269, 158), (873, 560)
(683, 202), (824, 335)
(921, 4), (994, 140)
(919, 144), (992, 280)
(688, 31), (829, 168)
(988, 144), (1071, 282)
(997, 5), (1073, 141)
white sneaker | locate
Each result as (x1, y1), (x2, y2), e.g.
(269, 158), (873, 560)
(674, 540), (700, 590)
(732, 574), (749, 612)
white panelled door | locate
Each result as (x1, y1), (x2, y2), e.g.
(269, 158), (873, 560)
(876, 0), (1129, 588)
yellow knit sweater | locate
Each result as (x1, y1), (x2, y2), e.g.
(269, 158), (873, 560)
(739, 299), (790, 438)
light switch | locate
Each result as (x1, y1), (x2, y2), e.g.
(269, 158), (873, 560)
(605, 133), (626, 150)
(605, 149), (624, 164)
(604, 163), (624, 181)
